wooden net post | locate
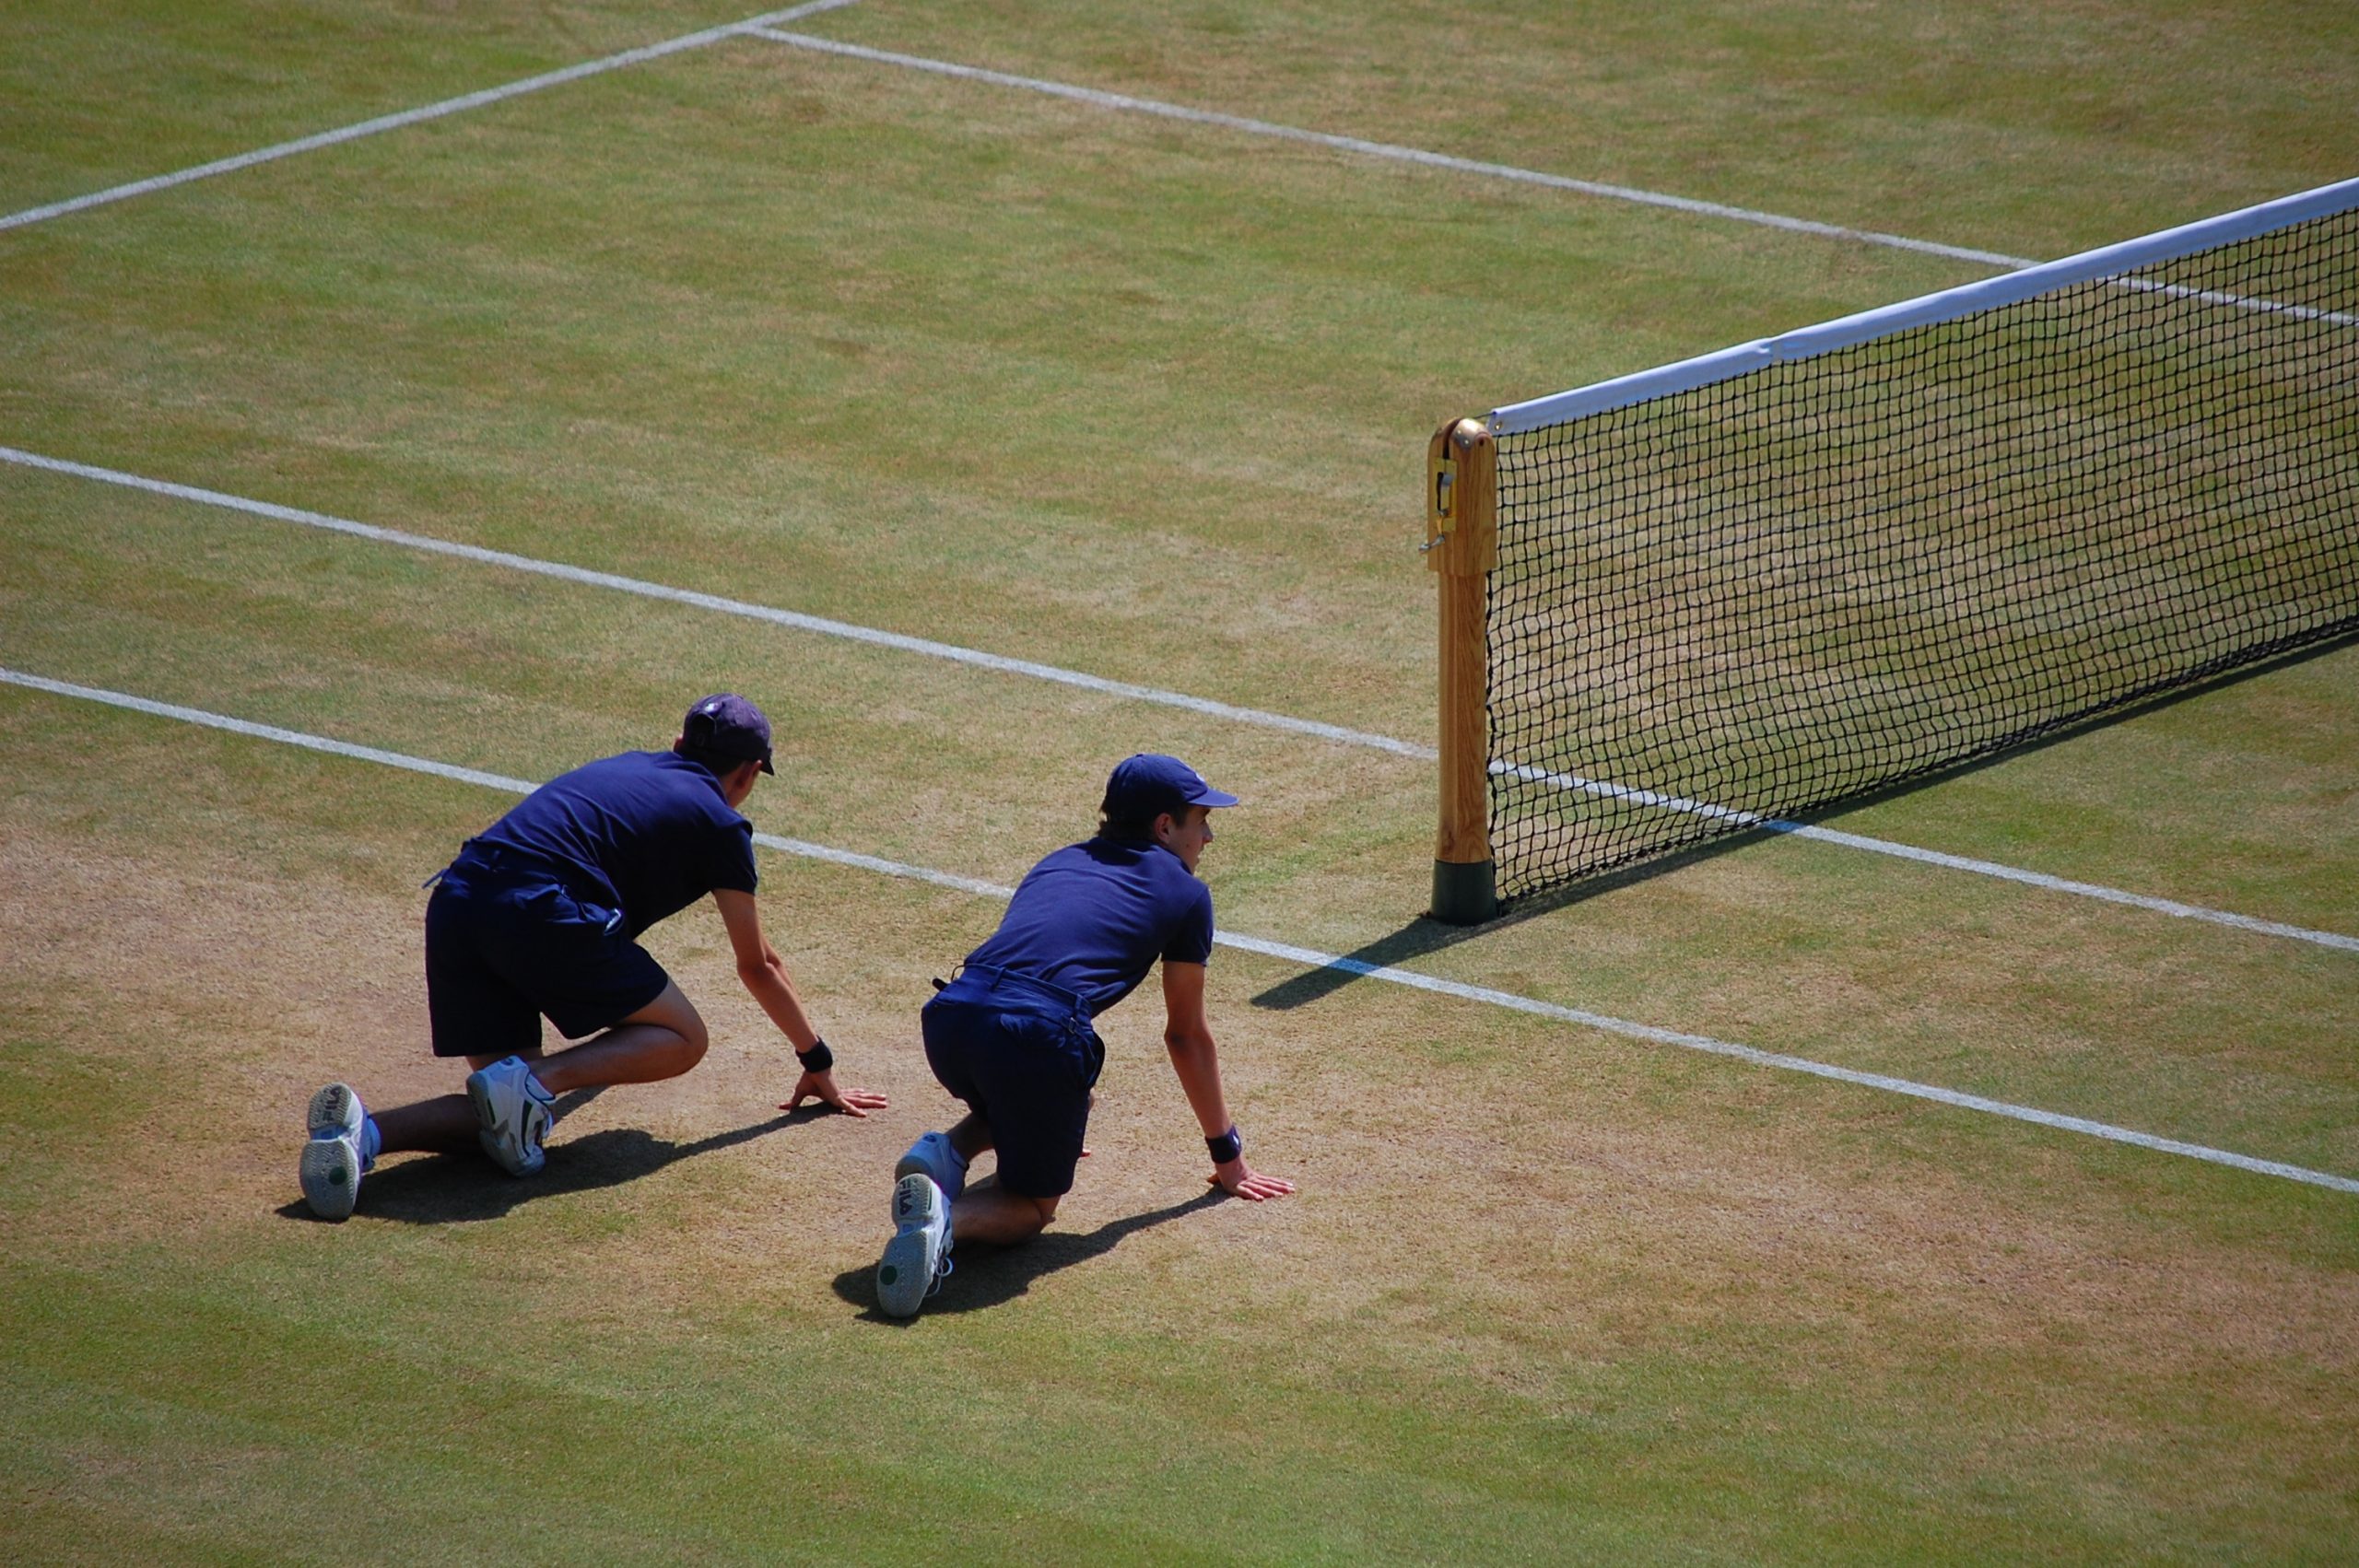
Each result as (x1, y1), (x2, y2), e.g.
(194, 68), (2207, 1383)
(1426, 416), (1497, 924)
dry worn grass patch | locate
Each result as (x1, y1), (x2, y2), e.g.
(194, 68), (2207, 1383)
(9, 737), (2353, 1454)
(6, 0), (2354, 1552)
(6, 676), (2356, 1555)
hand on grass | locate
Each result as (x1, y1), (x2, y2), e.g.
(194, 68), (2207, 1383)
(782, 1070), (888, 1117)
(1210, 1158), (1295, 1200)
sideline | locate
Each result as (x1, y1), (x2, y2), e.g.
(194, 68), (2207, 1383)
(5, 662), (2353, 1198)
(6, 439), (2353, 956)
(749, 29), (2034, 271)
(0, 1), (862, 233)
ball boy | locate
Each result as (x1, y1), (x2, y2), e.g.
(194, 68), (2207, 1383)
(299, 694), (884, 1218)
(877, 754), (1293, 1316)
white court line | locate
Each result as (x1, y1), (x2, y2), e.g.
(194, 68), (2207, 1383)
(749, 29), (2036, 272)
(6, 439), (2353, 955)
(1498, 758), (2359, 954)
(0, 1), (861, 234)
(0, 444), (1422, 756)
(4, 663), (2353, 1198)
(755, 32), (2347, 333)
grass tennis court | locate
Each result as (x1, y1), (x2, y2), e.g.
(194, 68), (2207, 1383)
(4, 1), (2354, 1560)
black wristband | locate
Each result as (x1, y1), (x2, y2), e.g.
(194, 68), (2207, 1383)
(1206, 1126), (1241, 1164)
(795, 1037), (834, 1073)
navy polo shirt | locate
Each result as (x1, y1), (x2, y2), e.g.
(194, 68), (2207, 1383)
(469, 751), (757, 938)
(964, 837), (1215, 1016)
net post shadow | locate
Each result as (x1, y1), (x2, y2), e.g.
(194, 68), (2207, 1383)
(1246, 824), (1783, 1012)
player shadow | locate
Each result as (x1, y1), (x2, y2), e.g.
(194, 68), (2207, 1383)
(828, 1186), (1226, 1320)
(1252, 628), (2358, 1012)
(275, 1091), (828, 1225)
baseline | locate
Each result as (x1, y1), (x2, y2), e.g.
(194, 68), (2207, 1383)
(4, 662), (2352, 1198)
(6, 439), (2351, 955)
(0, 1), (860, 234)
(748, 29), (2034, 271)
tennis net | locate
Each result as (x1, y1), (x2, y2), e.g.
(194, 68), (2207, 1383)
(1472, 179), (2359, 904)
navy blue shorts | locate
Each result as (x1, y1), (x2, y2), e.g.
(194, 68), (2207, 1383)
(424, 853), (670, 1060)
(921, 965), (1105, 1199)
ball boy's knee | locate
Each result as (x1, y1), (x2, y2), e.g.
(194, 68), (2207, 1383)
(659, 1021), (709, 1075)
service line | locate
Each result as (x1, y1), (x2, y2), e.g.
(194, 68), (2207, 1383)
(6, 440), (2351, 954)
(0, 1), (862, 234)
(748, 29), (2036, 271)
(4, 664), (2352, 1198)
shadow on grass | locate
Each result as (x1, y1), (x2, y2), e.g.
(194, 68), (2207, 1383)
(276, 1088), (831, 1224)
(1252, 628), (2359, 1012)
(828, 1186), (1227, 1321)
(1247, 826), (1778, 1012)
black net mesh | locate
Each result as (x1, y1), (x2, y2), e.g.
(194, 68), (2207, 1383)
(1487, 207), (2359, 900)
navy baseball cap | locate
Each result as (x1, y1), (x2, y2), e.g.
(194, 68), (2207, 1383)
(1101, 754), (1238, 820)
(682, 693), (775, 775)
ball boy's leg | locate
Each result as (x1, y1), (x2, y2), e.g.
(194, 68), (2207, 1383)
(948, 1185), (1060, 1246)
(526, 981), (708, 1093)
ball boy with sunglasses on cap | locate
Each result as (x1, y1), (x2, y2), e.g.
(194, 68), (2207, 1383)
(298, 694), (886, 1218)
(877, 754), (1294, 1316)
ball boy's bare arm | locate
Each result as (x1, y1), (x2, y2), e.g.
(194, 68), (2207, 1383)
(1160, 960), (1294, 1200)
(711, 889), (887, 1117)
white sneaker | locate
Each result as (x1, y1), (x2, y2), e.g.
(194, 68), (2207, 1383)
(894, 1129), (967, 1203)
(299, 1134), (364, 1219)
(876, 1173), (953, 1318)
(299, 1082), (369, 1220)
(308, 1082), (366, 1142)
(465, 1056), (554, 1176)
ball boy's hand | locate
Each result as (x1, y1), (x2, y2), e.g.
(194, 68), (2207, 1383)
(1210, 1157), (1295, 1200)
(782, 1069), (888, 1117)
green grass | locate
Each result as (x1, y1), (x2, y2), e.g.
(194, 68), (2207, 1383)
(3, 0), (2355, 1561)
(816, 0), (2359, 256)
